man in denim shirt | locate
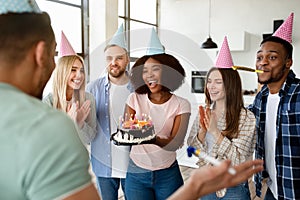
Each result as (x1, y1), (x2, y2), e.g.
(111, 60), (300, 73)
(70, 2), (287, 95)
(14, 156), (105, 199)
(86, 25), (132, 200)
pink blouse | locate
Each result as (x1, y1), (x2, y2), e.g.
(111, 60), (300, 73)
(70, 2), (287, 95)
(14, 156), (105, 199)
(127, 93), (191, 171)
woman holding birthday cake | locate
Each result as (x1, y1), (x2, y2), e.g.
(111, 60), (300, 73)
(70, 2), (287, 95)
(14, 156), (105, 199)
(124, 28), (191, 200)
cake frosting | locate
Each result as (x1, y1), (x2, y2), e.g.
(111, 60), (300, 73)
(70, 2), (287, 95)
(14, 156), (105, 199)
(112, 114), (156, 144)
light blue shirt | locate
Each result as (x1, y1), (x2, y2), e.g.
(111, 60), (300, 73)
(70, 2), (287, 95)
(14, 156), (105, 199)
(86, 74), (132, 177)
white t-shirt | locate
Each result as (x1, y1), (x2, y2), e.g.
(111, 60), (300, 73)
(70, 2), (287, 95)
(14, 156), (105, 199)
(265, 92), (280, 199)
(109, 83), (131, 178)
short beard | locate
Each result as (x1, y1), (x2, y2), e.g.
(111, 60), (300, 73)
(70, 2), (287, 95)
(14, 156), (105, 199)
(108, 67), (126, 78)
(258, 64), (286, 84)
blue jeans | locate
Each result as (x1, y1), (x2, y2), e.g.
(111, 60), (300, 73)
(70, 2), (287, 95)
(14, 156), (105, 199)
(125, 159), (183, 200)
(96, 177), (126, 200)
(264, 188), (276, 200)
(201, 181), (250, 200)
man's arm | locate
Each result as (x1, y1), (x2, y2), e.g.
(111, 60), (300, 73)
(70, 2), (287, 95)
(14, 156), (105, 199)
(167, 159), (263, 200)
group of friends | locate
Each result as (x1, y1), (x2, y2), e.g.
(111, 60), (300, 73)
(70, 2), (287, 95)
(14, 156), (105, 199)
(0, 1), (299, 200)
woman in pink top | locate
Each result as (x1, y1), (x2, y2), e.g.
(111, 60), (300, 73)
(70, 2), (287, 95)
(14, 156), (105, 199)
(124, 53), (191, 200)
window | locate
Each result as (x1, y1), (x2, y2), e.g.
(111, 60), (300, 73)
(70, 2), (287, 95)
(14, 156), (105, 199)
(118, 0), (158, 63)
(130, 0), (157, 25)
(36, 0), (85, 56)
(36, 0), (89, 96)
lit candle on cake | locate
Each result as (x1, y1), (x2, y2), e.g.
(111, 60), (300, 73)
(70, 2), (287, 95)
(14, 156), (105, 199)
(148, 115), (152, 126)
(142, 113), (145, 119)
(119, 116), (123, 128)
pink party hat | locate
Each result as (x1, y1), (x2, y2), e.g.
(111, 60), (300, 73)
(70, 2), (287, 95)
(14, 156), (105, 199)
(215, 36), (233, 68)
(273, 13), (294, 43)
(59, 31), (76, 57)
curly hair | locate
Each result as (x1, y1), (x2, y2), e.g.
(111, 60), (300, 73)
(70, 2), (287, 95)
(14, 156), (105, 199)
(130, 53), (186, 94)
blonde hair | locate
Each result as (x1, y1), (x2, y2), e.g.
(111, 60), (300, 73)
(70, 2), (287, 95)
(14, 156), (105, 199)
(52, 55), (86, 112)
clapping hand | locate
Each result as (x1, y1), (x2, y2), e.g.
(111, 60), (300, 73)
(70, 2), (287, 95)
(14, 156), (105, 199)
(198, 105), (222, 142)
(197, 105), (210, 142)
(205, 109), (221, 140)
(199, 105), (207, 131)
(67, 100), (91, 129)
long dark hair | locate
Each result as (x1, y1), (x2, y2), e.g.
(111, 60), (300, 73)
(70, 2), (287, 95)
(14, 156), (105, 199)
(205, 67), (245, 139)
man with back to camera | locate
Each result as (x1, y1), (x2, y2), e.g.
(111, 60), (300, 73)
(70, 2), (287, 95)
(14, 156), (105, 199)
(249, 13), (300, 199)
(0, 1), (100, 199)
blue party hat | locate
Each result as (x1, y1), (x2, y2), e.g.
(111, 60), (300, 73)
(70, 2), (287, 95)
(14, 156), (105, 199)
(146, 28), (165, 55)
(0, 0), (41, 14)
(108, 24), (127, 51)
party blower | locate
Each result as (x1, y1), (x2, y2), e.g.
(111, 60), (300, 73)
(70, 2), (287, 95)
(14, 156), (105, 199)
(232, 66), (263, 73)
(187, 146), (236, 175)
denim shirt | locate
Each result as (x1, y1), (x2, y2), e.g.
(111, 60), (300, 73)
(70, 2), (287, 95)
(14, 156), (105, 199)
(86, 74), (132, 177)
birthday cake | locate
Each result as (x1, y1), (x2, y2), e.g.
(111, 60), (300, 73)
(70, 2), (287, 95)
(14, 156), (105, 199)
(111, 114), (156, 145)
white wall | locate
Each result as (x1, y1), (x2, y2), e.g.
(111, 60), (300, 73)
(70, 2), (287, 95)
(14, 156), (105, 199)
(89, 0), (119, 81)
(159, 0), (300, 91)
(89, 0), (300, 91)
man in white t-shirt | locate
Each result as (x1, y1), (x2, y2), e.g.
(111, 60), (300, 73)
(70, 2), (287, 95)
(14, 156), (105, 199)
(86, 25), (132, 200)
(249, 13), (300, 199)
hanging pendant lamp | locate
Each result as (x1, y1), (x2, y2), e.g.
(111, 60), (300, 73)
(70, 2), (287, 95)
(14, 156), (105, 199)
(201, 0), (218, 49)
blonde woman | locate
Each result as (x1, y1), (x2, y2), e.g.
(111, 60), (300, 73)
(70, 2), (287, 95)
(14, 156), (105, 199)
(43, 55), (97, 144)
